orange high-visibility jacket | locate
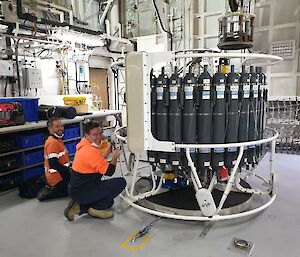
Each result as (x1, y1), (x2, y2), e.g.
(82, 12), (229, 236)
(72, 138), (109, 174)
(44, 136), (70, 186)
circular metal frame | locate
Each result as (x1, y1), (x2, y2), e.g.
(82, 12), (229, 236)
(135, 178), (253, 216)
(116, 127), (278, 221)
(175, 52), (283, 66)
(120, 194), (276, 222)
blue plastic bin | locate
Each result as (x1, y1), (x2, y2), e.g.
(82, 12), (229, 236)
(64, 126), (80, 140)
(0, 97), (39, 122)
(22, 167), (44, 181)
(24, 150), (44, 166)
(15, 133), (45, 148)
(65, 142), (72, 154)
(65, 141), (78, 154)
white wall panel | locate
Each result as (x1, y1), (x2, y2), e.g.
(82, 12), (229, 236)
(270, 77), (296, 96)
(254, 6), (270, 27)
(271, 60), (294, 73)
(205, 0), (224, 12)
(252, 31), (269, 53)
(204, 15), (219, 35)
(297, 76), (300, 95)
(273, 27), (297, 42)
(204, 37), (218, 49)
(273, 0), (300, 25)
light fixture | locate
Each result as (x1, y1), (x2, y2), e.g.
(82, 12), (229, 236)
(52, 28), (105, 47)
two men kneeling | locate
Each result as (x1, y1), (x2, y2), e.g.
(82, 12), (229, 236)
(38, 117), (126, 220)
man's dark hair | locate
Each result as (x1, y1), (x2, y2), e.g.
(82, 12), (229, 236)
(47, 117), (61, 128)
(84, 122), (101, 135)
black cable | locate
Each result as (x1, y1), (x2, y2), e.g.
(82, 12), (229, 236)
(15, 39), (21, 96)
(75, 62), (81, 94)
(5, 24), (14, 60)
(37, 49), (50, 57)
(178, 60), (193, 74)
(152, 0), (173, 51)
(98, 2), (101, 30)
(116, 71), (120, 109)
(0, 20), (47, 34)
(229, 0), (239, 12)
(112, 69), (119, 109)
(4, 77), (8, 97)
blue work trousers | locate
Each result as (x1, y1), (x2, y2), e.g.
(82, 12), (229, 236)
(70, 177), (126, 213)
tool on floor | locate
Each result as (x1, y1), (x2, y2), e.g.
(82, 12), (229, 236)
(199, 221), (216, 238)
(131, 216), (161, 243)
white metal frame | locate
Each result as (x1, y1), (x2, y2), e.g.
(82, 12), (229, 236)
(120, 51), (282, 221)
(116, 127), (278, 221)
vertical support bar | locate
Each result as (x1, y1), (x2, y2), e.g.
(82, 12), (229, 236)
(149, 166), (157, 193)
(269, 138), (277, 195)
(186, 148), (203, 189)
(105, 19), (111, 36)
(216, 145), (244, 213)
(99, 0), (114, 27)
(79, 121), (83, 137)
(270, 139), (276, 176)
(208, 173), (217, 192)
(130, 153), (140, 197)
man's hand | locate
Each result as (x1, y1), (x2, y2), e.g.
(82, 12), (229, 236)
(103, 146), (112, 159)
(111, 149), (120, 165)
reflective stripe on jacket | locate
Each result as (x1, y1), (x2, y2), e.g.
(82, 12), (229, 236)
(44, 135), (70, 186)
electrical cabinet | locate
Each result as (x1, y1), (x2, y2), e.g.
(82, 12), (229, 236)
(0, 60), (14, 77)
(22, 68), (43, 89)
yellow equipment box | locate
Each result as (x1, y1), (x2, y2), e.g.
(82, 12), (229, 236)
(63, 96), (86, 106)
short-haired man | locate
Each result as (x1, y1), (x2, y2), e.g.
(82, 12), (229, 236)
(64, 122), (126, 220)
(37, 117), (71, 201)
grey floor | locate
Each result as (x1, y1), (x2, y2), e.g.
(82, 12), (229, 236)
(0, 153), (300, 257)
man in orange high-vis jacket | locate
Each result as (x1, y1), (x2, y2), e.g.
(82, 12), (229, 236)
(37, 117), (71, 201)
(64, 122), (126, 221)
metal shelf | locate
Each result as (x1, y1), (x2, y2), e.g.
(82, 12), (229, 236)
(0, 152), (76, 177)
(0, 146), (43, 158)
(0, 162), (44, 177)
(63, 137), (81, 143)
(0, 188), (17, 196)
(0, 137), (81, 158)
(0, 151), (77, 178)
(0, 112), (120, 179)
(0, 118), (83, 135)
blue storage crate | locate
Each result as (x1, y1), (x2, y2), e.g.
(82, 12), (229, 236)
(24, 150), (44, 166)
(65, 142), (72, 154)
(0, 97), (39, 122)
(0, 173), (22, 191)
(64, 126), (80, 140)
(22, 167), (44, 181)
(15, 133), (45, 148)
(73, 141), (78, 153)
(65, 141), (78, 154)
